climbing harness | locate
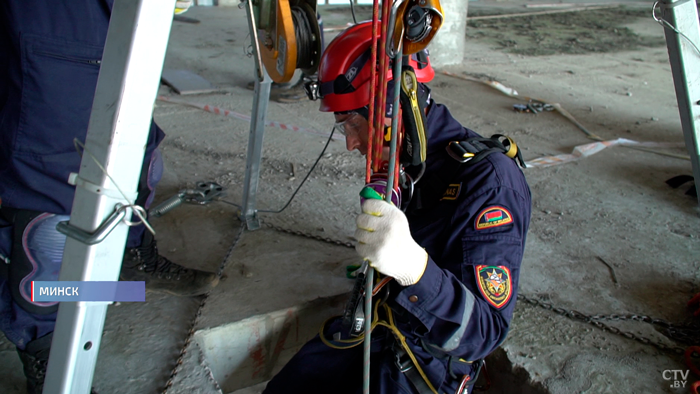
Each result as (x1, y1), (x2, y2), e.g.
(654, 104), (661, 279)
(446, 134), (526, 168)
(324, 298), (443, 393)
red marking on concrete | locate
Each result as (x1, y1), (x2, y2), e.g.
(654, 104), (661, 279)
(157, 96), (344, 141)
(271, 310), (295, 360)
(249, 326), (266, 379)
(295, 316), (300, 343)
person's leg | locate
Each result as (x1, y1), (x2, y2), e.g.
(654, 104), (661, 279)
(0, 0), (217, 296)
(0, 1), (216, 391)
(263, 319), (415, 394)
(0, 214), (58, 394)
(0, 10), (98, 388)
(15, 331), (53, 394)
(263, 319), (364, 394)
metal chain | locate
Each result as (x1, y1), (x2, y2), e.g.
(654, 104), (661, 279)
(162, 222), (247, 394)
(516, 293), (695, 355)
(158, 222), (694, 391)
(262, 222), (356, 249)
(264, 225), (698, 356)
(159, 219), (346, 392)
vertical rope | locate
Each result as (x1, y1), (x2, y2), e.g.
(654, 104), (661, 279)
(366, 0), (380, 185)
(364, 1), (400, 391)
(373, 0), (391, 173)
(362, 265), (374, 394)
(364, 1), (391, 391)
(362, 1), (381, 388)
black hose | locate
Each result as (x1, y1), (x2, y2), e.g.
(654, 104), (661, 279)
(257, 127), (337, 214)
(291, 6), (315, 70)
(349, 0), (358, 24)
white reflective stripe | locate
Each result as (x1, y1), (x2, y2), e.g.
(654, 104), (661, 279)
(438, 282), (475, 352)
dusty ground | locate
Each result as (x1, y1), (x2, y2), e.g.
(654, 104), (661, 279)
(466, 7), (667, 55)
(1, 1), (700, 393)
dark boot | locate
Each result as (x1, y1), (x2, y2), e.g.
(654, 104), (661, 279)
(16, 333), (52, 394)
(120, 231), (219, 297)
(17, 333), (100, 394)
(276, 84), (307, 104)
(276, 72), (315, 104)
(246, 69), (302, 92)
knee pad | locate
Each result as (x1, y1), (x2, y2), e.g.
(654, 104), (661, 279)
(138, 147), (163, 210)
(5, 209), (68, 315)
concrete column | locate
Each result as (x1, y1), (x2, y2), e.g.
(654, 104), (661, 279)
(429, 0), (468, 68)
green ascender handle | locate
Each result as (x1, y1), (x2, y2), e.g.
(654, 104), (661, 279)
(359, 186), (383, 200)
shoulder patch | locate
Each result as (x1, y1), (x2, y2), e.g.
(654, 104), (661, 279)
(475, 206), (513, 230)
(441, 183), (462, 201)
(475, 265), (513, 309)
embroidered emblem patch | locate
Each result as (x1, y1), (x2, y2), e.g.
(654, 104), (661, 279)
(475, 206), (513, 230)
(441, 183), (462, 201)
(475, 265), (512, 309)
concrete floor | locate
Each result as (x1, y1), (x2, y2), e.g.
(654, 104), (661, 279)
(2, 1), (700, 393)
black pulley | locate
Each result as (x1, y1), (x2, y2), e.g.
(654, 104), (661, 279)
(404, 5), (433, 43)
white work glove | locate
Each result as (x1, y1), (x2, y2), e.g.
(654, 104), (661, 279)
(355, 199), (428, 286)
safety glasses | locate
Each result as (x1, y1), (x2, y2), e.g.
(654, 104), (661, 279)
(333, 112), (366, 136)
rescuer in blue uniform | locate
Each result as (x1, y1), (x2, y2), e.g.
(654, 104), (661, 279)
(263, 21), (531, 394)
(0, 2), (217, 393)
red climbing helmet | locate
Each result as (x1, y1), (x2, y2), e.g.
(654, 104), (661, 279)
(316, 20), (434, 113)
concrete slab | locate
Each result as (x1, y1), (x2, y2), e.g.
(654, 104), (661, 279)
(195, 294), (347, 393)
(194, 228), (356, 329)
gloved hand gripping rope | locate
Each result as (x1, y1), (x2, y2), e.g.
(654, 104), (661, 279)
(339, 1), (442, 392)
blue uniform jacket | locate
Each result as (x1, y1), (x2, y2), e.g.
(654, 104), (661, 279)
(388, 101), (531, 391)
(0, 0), (164, 215)
(0, 0), (165, 349)
(264, 101), (531, 394)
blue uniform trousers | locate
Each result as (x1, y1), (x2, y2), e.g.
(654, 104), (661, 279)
(0, 0), (164, 349)
(263, 317), (476, 394)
